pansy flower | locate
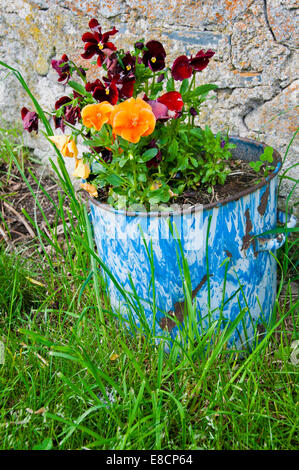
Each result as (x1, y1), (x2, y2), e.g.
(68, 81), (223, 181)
(105, 53), (136, 100)
(142, 40), (166, 72)
(49, 135), (78, 158)
(146, 92), (184, 120)
(110, 97), (156, 144)
(171, 55), (193, 81)
(91, 146), (113, 164)
(54, 96), (81, 130)
(85, 79), (118, 105)
(146, 100), (169, 120)
(190, 49), (215, 71)
(117, 77), (136, 100)
(51, 54), (71, 83)
(121, 52), (136, 77)
(171, 49), (215, 80)
(53, 116), (65, 132)
(21, 107), (38, 133)
(81, 102), (114, 131)
(81, 18), (118, 67)
(73, 159), (90, 179)
(157, 92), (184, 114)
(81, 182), (98, 198)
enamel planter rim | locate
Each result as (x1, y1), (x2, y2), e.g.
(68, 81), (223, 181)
(86, 136), (282, 217)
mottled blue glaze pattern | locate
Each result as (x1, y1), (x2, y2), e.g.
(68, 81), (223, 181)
(89, 137), (294, 350)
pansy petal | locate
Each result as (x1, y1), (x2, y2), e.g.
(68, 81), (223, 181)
(81, 44), (98, 59)
(55, 96), (72, 110)
(145, 40), (166, 58)
(73, 159), (90, 179)
(82, 32), (98, 43)
(89, 18), (101, 34)
(97, 54), (104, 67)
(81, 182), (98, 198)
(102, 26), (118, 43)
(158, 91), (184, 112)
(21, 107), (29, 120)
(148, 100), (169, 120)
(171, 55), (192, 80)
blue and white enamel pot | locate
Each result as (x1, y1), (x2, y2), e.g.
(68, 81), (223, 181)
(88, 136), (296, 350)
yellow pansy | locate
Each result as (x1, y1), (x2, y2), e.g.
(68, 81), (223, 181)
(150, 181), (162, 191)
(73, 159), (90, 179)
(49, 135), (78, 158)
(81, 182), (98, 198)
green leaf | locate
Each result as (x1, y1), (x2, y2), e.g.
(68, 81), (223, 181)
(148, 186), (171, 204)
(118, 157), (129, 168)
(260, 146), (273, 163)
(91, 161), (107, 174)
(249, 160), (264, 172)
(32, 438), (53, 450)
(166, 77), (175, 92)
(142, 147), (158, 162)
(138, 173), (147, 183)
(180, 78), (189, 95)
(168, 139), (178, 159)
(106, 174), (123, 187)
(189, 128), (203, 139)
(68, 80), (91, 97)
(83, 139), (104, 147)
(192, 84), (218, 96)
(190, 157), (198, 168)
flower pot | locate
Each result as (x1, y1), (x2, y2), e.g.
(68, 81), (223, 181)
(89, 136), (296, 350)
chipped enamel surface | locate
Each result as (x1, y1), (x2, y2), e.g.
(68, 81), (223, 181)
(89, 137), (288, 350)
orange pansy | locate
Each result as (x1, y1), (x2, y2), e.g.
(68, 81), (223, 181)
(81, 182), (98, 198)
(110, 97), (156, 144)
(81, 101), (114, 131)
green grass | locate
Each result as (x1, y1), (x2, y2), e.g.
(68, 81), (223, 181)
(0, 124), (298, 450)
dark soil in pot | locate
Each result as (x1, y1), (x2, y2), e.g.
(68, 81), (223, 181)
(90, 158), (265, 207)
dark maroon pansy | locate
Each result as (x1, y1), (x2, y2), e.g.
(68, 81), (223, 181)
(145, 139), (162, 168)
(77, 67), (87, 78)
(171, 50), (215, 80)
(189, 107), (198, 116)
(157, 92), (184, 112)
(106, 54), (120, 75)
(21, 107), (38, 133)
(106, 52), (135, 82)
(171, 55), (192, 81)
(117, 77), (135, 100)
(81, 18), (118, 67)
(51, 54), (71, 83)
(190, 49), (215, 71)
(86, 79), (118, 104)
(91, 146), (113, 163)
(134, 41), (144, 50)
(142, 40), (166, 72)
(54, 96), (81, 127)
(72, 90), (85, 104)
(53, 116), (65, 132)
(55, 96), (72, 110)
(121, 52), (136, 77)
(64, 106), (81, 125)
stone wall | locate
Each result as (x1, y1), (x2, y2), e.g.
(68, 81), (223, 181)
(0, 0), (298, 211)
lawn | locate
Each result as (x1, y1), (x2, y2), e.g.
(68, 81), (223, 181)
(0, 126), (298, 450)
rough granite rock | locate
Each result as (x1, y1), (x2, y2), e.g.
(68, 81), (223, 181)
(0, 0), (298, 214)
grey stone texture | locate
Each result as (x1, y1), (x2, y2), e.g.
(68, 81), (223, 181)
(0, 0), (298, 212)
